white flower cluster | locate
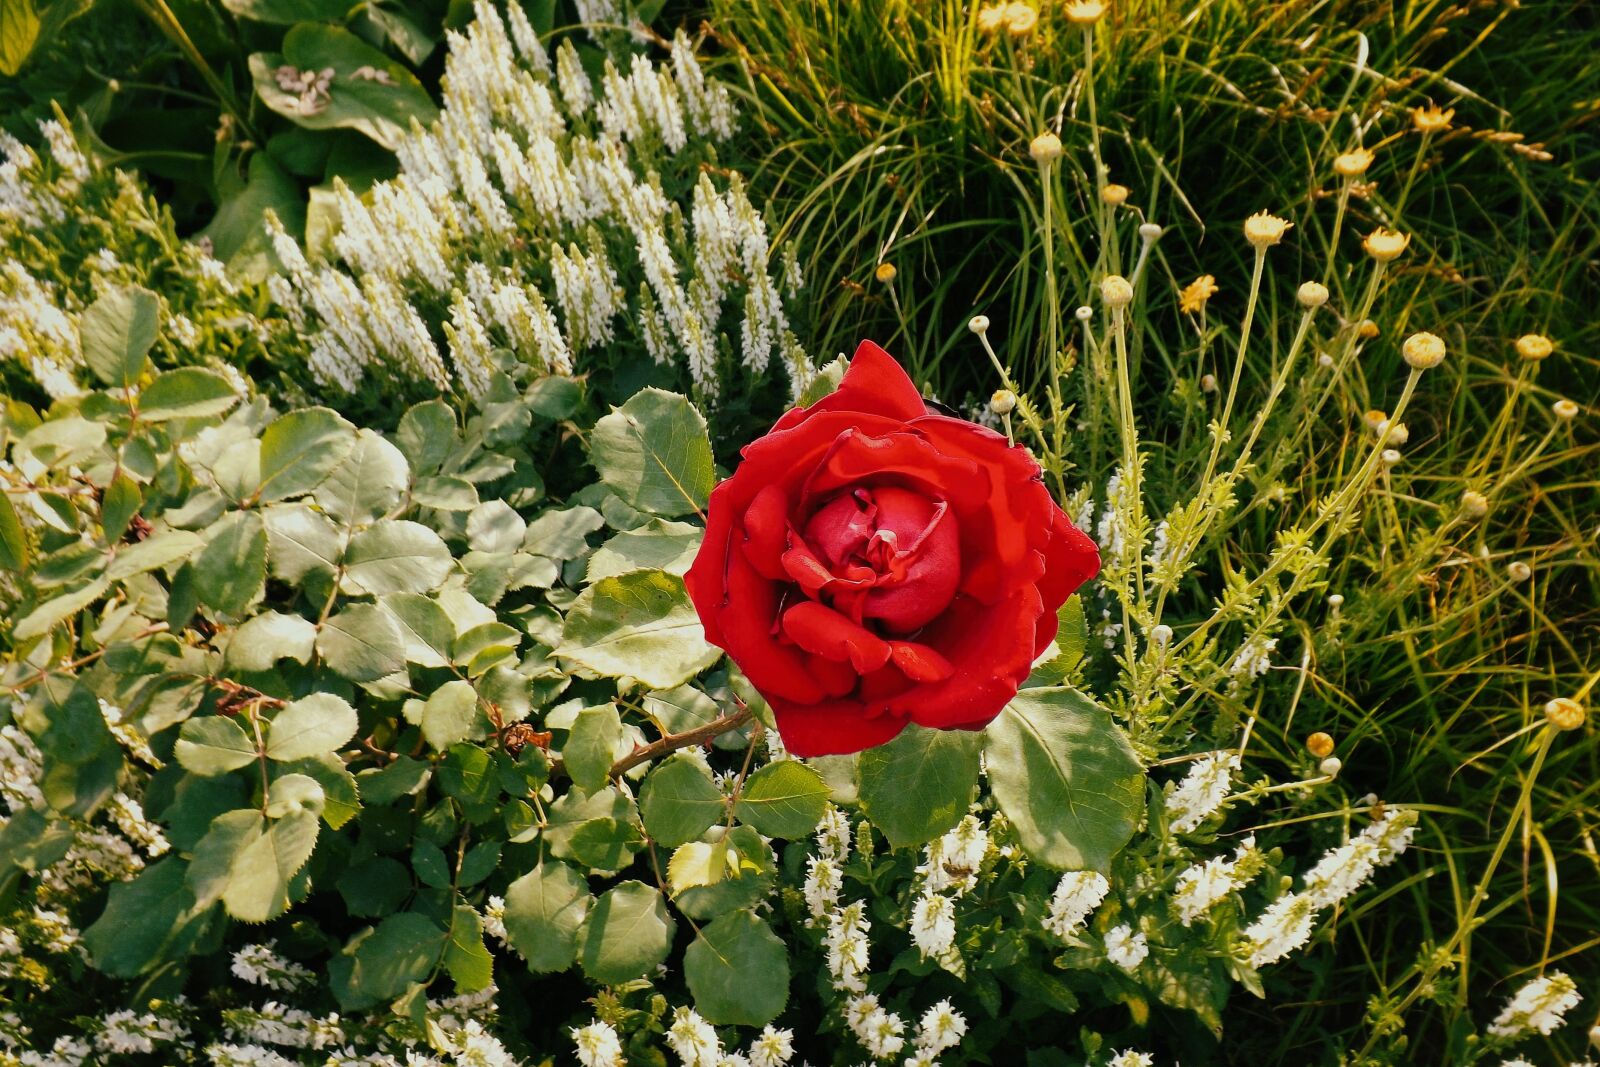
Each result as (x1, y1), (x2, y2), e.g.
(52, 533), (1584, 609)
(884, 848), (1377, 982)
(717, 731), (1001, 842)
(843, 994), (966, 1064)
(1242, 810), (1418, 967)
(221, 1002), (345, 1050)
(1165, 752), (1240, 834)
(230, 943), (315, 993)
(1226, 635), (1278, 689)
(1172, 837), (1262, 925)
(802, 804), (852, 925)
(268, 1), (808, 403)
(96, 1008), (188, 1055)
(1487, 970), (1582, 1040)
(1104, 923), (1149, 971)
(572, 1020), (625, 1067)
(1042, 870), (1110, 940)
(663, 1005), (796, 1067)
(825, 900), (873, 994)
(906, 815), (989, 969)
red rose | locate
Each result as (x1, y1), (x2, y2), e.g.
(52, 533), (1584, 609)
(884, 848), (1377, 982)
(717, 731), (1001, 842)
(685, 341), (1101, 757)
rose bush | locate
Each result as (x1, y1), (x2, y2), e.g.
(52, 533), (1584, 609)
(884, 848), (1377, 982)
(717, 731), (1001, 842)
(686, 341), (1101, 756)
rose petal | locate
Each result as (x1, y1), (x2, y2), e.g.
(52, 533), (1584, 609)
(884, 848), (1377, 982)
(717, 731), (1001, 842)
(1032, 506), (1101, 653)
(888, 587), (1044, 730)
(888, 640), (955, 682)
(769, 340), (927, 435)
(706, 548), (829, 704)
(742, 482), (793, 580)
(770, 696), (910, 757)
(781, 600), (893, 674)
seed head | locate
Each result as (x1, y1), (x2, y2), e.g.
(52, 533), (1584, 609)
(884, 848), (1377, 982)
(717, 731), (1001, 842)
(1327, 593), (1344, 609)
(1101, 183), (1130, 207)
(1402, 331), (1446, 370)
(1244, 211), (1293, 248)
(989, 388), (1018, 415)
(1075, 305), (1094, 323)
(1064, 0), (1106, 24)
(1306, 732), (1335, 758)
(1005, 2), (1038, 36)
(1544, 697), (1586, 732)
(1358, 319), (1380, 340)
(1333, 147), (1375, 178)
(874, 262), (897, 284)
(1515, 333), (1555, 361)
(1297, 281), (1330, 308)
(1200, 373), (1217, 393)
(968, 314), (990, 335)
(1363, 409), (1389, 432)
(1317, 352), (1335, 368)
(1362, 228), (1410, 262)
(1138, 222), (1164, 242)
(1411, 104), (1455, 133)
(1029, 132), (1063, 164)
(1386, 422), (1409, 445)
(1460, 490), (1489, 518)
(1150, 623), (1173, 647)
(1100, 274), (1134, 308)
(1507, 560), (1532, 583)
(1179, 275), (1218, 314)
(1553, 398), (1579, 420)
(1319, 757), (1343, 778)
(1381, 448), (1402, 466)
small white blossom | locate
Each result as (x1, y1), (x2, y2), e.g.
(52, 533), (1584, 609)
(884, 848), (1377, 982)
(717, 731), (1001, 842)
(1166, 752), (1240, 833)
(914, 1001), (967, 1055)
(1488, 971), (1582, 1039)
(909, 891), (957, 959)
(571, 1020), (625, 1067)
(1043, 870), (1110, 939)
(1104, 923), (1149, 971)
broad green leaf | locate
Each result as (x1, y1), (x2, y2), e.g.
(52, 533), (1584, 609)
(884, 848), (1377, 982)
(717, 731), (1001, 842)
(1028, 595), (1089, 687)
(421, 679), (480, 750)
(858, 723), (982, 850)
(380, 593), (454, 667)
(82, 858), (208, 977)
(587, 519), (701, 582)
(80, 285), (158, 388)
(640, 754), (724, 846)
(257, 407), (357, 502)
(395, 399), (458, 474)
(545, 786), (635, 865)
(12, 576), (109, 641)
(350, 912), (446, 1001)
(342, 520), (453, 595)
(0, 0), (42, 78)
(338, 856), (409, 917)
(589, 388), (714, 516)
(100, 473), (141, 544)
(249, 25), (439, 150)
(267, 693), (358, 761)
(466, 500), (526, 554)
(575, 880), (675, 985)
(563, 704), (621, 794)
(175, 716), (259, 776)
(317, 429), (409, 524)
(565, 817), (645, 871)
(318, 603), (406, 681)
(668, 839), (733, 895)
(502, 861), (591, 973)
(522, 505), (604, 560)
(197, 151), (305, 279)
(106, 529), (204, 581)
(412, 475), (478, 511)
(438, 743), (496, 808)
(0, 490), (27, 570)
(644, 685), (720, 735)
(20, 416), (106, 470)
(684, 911), (790, 1027)
(444, 905), (494, 992)
(672, 825), (774, 920)
(735, 760), (829, 839)
(222, 0), (345, 25)
(224, 611), (317, 672)
(282, 752), (362, 828)
(187, 808), (264, 907)
(263, 504), (343, 583)
(222, 803), (320, 922)
(983, 687), (1145, 872)
(137, 368), (240, 421)
(557, 569), (720, 689)
(194, 511), (268, 614)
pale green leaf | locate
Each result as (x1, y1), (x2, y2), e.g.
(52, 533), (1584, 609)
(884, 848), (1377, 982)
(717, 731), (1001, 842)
(735, 760), (828, 839)
(589, 388), (714, 516)
(857, 724), (981, 850)
(557, 569), (720, 689)
(80, 285), (158, 388)
(501, 861), (590, 973)
(587, 519), (701, 582)
(342, 520), (453, 595)
(317, 603), (406, 682)
(175, 716), (258, 776)
(266, 693), (359, 762)
(640, 754), (724, 846)
(256, 407), (356, 502)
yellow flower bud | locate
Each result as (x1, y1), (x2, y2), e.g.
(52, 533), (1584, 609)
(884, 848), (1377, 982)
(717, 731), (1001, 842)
(1545, 697), (1587, 731)
(1411, 105), (1455, 133)
(990, 388), (1018, 415)
(1005, 2), (1038, 36)
(1100, 183), (1130, 207)
(1029, 132), (1063, 164)
(976, 3), (1007, 32)
(1358, 319), (1380, 340)
(1243, 211), (1293, 248)
(874, 262), (897, 284)
(1362, 228), (1410, 262)
(1100, 274), (1134, 308)
(1553, 398), (1579, 420)
(1179, 275), (1218, 314)
(1515, 333), (1555, 361)
(1507, 560), (1532, 583)
(1297, 281), (1329, 308)
(1460, 490), (1489, 518)
(1402, 331), (1446, 370)
(1306, 732), (1335, 758)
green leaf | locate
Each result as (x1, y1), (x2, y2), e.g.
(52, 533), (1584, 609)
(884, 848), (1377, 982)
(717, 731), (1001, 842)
(12, 576), (109, 641)
(412, 475), (478, 511)
(0, 490), (28, 571)
(395, 399), (458, 474)
(381, 593), (454, 667)
(223, 805), (321, 922)
(684, 910), (790, 1027)
(318, 603), (406, 682)
(106, 529), (204, 581)
(575, 880), (675, 985)
(557, 569), (720, 689)
(983, 687), (1145, 872)
(796, 357), (847, 407)
(522, 505), (604, 560)
(0, 0), (42, 78)
(342, 520), (453, 595)
(267, 693), (358, 761)
(263, 504), (343, 584)
(222, 0), (345, 25)
(198, 151), (305, 280)
(316, 429), (410, 524)
(735, 760), (829, 839)
(640, 754), (724, 847)
(589, 388), (714, 517)
(250, 25), (439, 150)
(224, 611), (318, 672)
(466, 500), (526, 554)
(82, 858), (208, 977)
(858, 724), (982, 850)
(502, 861), (591, 973)
(421, 679), (479, 750)
(187, 809), (264, 907)
(100, 473), (141, 544)
(564, 704), (621, 794)
(282, 752), (362, 828)
(438, 743), (496, 807)
(673, 826), (775, 920)
(587, 519), (701, 582)
(338, 856), (409, 916)
(137, 368), (241, 421)
(1028, 595), (1089, 687)
(350, 913), (446, 1001)
(175, 716), (259, 776)
(20, 416), (106, 469)
(444, 905), (494, 992)
(80, 285), (158, 388)
(257, 407), (357, 502)
(194, 511), (268, 614)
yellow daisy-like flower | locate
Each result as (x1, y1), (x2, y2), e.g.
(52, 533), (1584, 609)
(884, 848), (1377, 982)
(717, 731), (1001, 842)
(1243, 211), (1293, 248)
(1402, 331), (1446, 370)
(1333, 147), (1375, 178)
(1411, 105), (1455, 133)
(1064, 0), (1106, 24)
(874, 262), (897, 284)
(1029, 132), (1063, 164)
(1362, 228), (1410, 262)
(1514, 333), (1555, 361)
(976, 3), (1008, 32)
(1178, 275), (1218, 314)
(1100, 183), (1130, 207)
(1005, 1), (1038, 35)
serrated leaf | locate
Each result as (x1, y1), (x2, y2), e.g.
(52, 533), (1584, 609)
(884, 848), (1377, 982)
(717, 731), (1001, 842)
(350, 913), (446, 1001)
(175, 716), (259, 776)
(221, 804), (321, 922)
(256, 407), (356, 502)
(502, 862), (591, 973)
(80, 285), (158, 388)
(858, 723), (982, 850)
(735, 760), (828, 839)
(641, 755), (724, 847)
(557, 569), (720, 689)
(587, 519), (701, 582)
(412, 475), (478, 511)
(82, 858), (209, 977)
(137, 368), (240, 421)
(263, 504), (343, 584)
(380, 593), (454, 667)
(667, 839), (731, 895)
(983, 687), (1144, 872)
(100, 473), (141, 544)
(684, 910), (790, 1026)
(522, 505), (604, 560)
(12, 576), (110, 641)
(589, 389), (714, 517)
(194, 511), (267, 615)
(316, 429), (409, 524)
(395, 400), (458, 474)
(563, 704), (621, 794)
(342, 520), (453, 595)
(575, 880), (674, 985)
(318, 603), (406, 682)
(421, 679), (480, 750)
(224, 611), (318, 672)
(444, 906), (494, 992)
(673, 825), (774, 920)
(106, 529), (204, 581)
(266, 693), (358, 761)
(0, 490), (28, 571)
(466, 500), (525, 554)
